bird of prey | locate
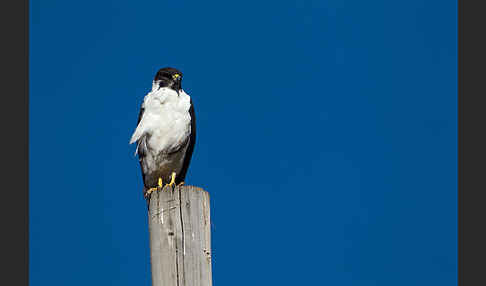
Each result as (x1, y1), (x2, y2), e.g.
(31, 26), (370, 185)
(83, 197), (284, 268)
(130, 67), (196, 198)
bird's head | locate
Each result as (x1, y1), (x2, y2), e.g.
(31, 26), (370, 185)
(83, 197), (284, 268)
(154, 67), (183, 92)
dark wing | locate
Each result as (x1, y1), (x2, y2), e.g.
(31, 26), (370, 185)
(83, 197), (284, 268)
(135, 104), (149, 188)
(176, 98), (196, 183)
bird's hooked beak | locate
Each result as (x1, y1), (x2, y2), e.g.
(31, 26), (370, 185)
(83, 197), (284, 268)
(173, 74), (181, 81)
(173, 74), (182, 95)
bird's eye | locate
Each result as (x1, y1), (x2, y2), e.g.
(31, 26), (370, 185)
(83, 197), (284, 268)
(173, 74), (181, 80)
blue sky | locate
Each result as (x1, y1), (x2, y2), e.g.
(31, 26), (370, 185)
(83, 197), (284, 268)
(30, 1), (457, 285)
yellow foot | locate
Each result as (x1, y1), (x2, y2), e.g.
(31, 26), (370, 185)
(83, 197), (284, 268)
(146, 186), (158, 196)
(167, 172), (177, 187)
(145, 178), (163, 196)
(178, 181), (185, 186)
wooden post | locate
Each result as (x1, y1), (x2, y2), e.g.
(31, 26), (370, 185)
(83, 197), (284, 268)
(148, 185), (212, 286)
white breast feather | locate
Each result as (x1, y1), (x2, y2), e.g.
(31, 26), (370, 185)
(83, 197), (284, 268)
(130, 82), (192, 155)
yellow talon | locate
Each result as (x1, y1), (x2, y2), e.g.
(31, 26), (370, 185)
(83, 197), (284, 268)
(146, 186), (158, 195)
(178, 181), (185, 186)
(146, 177), (163, 196)
(168, 172), (176, 187)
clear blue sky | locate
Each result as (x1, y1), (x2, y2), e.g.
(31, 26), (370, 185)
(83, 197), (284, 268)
(30, 1), (457, 285)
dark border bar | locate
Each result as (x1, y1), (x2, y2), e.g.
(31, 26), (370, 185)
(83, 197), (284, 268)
(0, 1), (29, 285)
(458, 0), (486, 285)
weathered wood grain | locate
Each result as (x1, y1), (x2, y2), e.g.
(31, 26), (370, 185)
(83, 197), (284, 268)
(148, 185), (212, 286)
